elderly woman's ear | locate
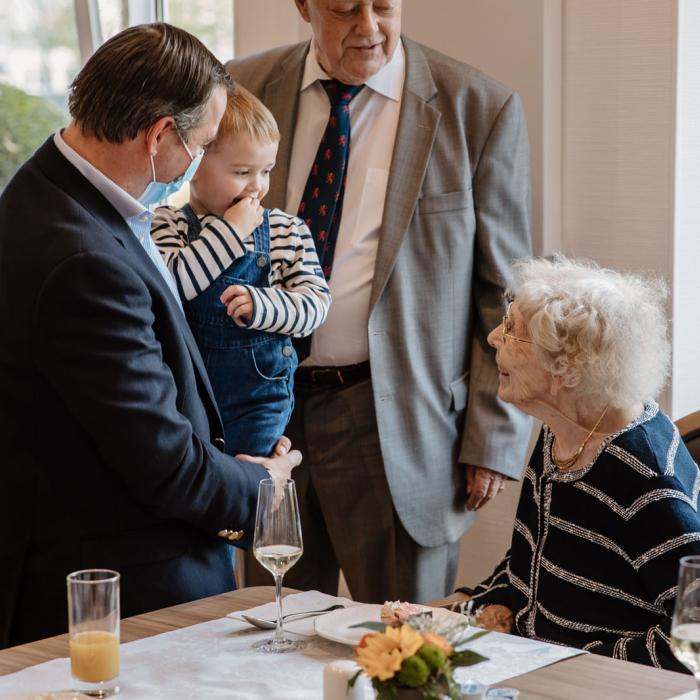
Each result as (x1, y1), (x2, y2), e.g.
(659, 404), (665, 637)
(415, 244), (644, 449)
(548, 374), (566, 396)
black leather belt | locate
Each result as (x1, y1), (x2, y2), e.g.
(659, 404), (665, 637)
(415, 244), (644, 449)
(295, 361), (370, 386)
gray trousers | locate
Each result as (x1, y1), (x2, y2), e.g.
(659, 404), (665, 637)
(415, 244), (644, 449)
(245, 377), (459, 603)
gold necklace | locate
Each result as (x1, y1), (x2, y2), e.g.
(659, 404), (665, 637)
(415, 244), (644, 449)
(551, 405), (609, 470)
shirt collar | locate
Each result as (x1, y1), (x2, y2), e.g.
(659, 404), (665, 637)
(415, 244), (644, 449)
(300, 37), (405, 102)
(53, 130), (151, 223)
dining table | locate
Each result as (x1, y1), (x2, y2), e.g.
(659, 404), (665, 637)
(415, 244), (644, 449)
(0, 586), (694, 700)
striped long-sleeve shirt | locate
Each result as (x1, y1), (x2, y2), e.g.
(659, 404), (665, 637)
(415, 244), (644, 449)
(465, 402), (700, 673)
(151, 206), (330, 338)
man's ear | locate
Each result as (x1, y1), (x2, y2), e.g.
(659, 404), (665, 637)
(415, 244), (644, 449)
(294, 0), (311, 22)
(144, 116), (176, 157)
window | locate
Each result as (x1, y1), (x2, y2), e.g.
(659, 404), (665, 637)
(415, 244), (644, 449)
(0, 0), (234, 192)
(94, 1), (131, 44)
(0, 0), (79, 190)
(165, 0), (234, 63)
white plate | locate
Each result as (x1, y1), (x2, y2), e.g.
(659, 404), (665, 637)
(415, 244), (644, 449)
(314, 603), (465, 646)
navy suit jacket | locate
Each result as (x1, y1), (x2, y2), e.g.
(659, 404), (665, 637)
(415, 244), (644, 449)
(0, 138), (267, 647)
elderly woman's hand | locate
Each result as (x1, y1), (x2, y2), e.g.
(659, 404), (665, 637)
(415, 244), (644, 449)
(474, 604), (514, 633)
(465, 465), (506, 510)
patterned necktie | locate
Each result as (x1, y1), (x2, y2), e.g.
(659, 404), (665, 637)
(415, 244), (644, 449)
(298, 80), (364, 280)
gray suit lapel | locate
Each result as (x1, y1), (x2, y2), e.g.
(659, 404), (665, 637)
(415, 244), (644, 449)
(263, 43), (309, 210)
(369, 37), (440, 311)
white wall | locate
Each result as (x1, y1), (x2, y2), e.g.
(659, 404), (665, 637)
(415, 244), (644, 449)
(672, 0), (700, 420)
(233, 0), (309, 57)
(561, 1), (676, 280)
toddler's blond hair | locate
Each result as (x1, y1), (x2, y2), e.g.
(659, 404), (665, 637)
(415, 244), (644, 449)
(214, 83), (280, 146)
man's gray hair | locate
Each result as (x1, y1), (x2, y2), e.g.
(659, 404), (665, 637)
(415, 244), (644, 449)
(510, 255), (670, 409)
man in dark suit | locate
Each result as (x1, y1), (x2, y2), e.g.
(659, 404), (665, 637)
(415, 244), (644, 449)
(228, 0), (533, 602)
(0, 23), (299, 648)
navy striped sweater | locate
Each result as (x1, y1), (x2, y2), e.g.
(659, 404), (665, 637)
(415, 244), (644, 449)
(467, 402), (700, 672)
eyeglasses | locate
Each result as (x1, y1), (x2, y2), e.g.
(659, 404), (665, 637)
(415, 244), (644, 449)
(501, 301), (534, 345)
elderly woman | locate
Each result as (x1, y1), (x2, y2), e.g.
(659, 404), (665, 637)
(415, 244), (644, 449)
(461, 256), (700, 672)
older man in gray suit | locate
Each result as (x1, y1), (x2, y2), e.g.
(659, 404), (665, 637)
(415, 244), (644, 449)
(228, 0), (533, 602)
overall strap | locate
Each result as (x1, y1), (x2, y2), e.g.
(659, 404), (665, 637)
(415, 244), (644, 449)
(181, 203), (203, 243)
(252, 209), (271, 254)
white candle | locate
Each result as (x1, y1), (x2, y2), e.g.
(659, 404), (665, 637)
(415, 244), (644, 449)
(323, 659), (375, 700)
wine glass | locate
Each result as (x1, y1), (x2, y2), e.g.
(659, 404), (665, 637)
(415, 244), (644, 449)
(252, 477), (305, 653)
(671, 555), (700, 693)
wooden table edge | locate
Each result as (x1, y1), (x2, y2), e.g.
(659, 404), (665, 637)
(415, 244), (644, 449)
(0, 586), (694, 699)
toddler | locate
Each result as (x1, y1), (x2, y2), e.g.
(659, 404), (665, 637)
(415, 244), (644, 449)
(152, 85), (330, 457)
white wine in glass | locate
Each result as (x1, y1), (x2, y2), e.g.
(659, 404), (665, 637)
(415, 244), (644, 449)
(671, 555), (700, 693)
(252, 478), (305, 653)
(255, 544), (303, 576)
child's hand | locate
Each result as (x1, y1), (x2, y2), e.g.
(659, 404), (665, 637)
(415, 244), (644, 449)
(221, 284), (254, 327)
(223, 196), (263, 238)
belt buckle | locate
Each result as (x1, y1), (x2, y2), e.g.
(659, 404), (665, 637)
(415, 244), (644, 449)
(310, 368), (328, 383)
(310, 367), (345, 385)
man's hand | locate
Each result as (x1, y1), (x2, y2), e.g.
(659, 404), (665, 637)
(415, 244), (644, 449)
(474, 604), (513, 634)
(465, 464), (506, 511)
(221, 284), (253, 327)
(224, 196), (263, 238)
(236, 437), (301, 482)
(272, 435), (291, 456)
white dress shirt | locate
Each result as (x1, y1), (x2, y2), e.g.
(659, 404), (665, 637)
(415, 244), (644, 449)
(53, 131), (182, 309)
(286, 42), (405, 366)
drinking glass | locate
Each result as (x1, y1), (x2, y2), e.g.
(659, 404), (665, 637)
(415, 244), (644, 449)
(252, 478), (305, 653)
(67, 569), (120, 697)
(671, 555), (700, 695)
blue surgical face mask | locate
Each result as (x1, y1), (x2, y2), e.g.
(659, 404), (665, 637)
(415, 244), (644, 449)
(139, 130), (204, 207)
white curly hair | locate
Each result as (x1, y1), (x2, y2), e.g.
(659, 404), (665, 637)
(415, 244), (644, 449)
(509, 255), (670, 409)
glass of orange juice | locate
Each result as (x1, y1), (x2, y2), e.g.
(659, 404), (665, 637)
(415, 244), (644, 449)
(67, 569), (120, 697)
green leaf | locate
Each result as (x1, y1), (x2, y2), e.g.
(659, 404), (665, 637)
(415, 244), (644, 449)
(456, 629), (490, 646)
(374, 680), (398, 700)
(450, 649), (489, 667)
(348, 621), (387, 631)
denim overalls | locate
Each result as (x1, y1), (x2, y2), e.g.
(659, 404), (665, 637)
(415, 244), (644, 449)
(182, 205), (297, 457)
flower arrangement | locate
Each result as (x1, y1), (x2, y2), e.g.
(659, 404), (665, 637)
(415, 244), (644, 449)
(349, 607), (488, 700)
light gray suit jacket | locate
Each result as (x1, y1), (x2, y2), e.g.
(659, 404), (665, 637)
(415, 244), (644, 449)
(227, 36), (533, 548)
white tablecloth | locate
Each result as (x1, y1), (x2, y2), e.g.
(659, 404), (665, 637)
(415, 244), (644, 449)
(0, 591), (586, 699)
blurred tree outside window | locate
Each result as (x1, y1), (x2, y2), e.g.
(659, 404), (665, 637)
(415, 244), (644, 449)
(0, 0), (80, 190)
(0, 0), (234, 194)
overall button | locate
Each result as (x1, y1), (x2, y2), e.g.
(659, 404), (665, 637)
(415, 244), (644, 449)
(282, 345), (293, 357)
(256, 255), (267, 268)
(214, 437), (225, 450)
